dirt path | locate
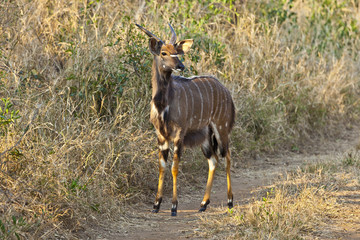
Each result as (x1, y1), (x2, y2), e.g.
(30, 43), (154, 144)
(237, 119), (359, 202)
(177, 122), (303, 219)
(86, 126), (360, 240)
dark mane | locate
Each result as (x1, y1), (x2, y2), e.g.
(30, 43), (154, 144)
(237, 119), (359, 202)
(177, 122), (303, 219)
(172, 75), (217, 83)
(172, 75), (192, 82)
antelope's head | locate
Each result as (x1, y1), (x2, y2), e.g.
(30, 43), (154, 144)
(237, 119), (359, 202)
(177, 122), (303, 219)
(136, 23), (193, 73)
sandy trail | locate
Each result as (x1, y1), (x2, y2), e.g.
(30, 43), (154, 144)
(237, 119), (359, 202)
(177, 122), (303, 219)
(85, 125), (360, 240)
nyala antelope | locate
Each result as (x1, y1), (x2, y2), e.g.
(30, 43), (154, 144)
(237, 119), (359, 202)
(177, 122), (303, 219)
(136, 23), (235, 216)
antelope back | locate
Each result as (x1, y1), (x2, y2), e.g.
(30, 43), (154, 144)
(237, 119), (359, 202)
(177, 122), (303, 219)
(171, 76), (234, 134)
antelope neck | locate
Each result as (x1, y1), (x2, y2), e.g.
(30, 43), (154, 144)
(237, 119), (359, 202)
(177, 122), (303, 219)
(151, 56), (172, 113)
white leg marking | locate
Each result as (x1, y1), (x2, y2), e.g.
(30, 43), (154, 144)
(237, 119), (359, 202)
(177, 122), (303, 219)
(159, 141), (169, 151)
(201, 200), (207, 205)
(151, 103), (159, 119)
(160, 158), (166, 169)
(208, 156), (217, 171)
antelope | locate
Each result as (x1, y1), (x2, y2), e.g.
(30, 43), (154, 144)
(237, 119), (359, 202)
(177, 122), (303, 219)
(136, 23), (235, 216)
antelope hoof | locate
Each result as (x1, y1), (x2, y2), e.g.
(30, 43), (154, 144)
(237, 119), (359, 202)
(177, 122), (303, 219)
(152, 198), (162, 213)
(228, 198), (233, 209)
(199, 199), (210, 212)
(171, 202), (178, 216)
(199, 206), (207, 212)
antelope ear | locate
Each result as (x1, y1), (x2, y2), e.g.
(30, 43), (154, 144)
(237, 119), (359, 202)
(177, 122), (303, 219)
(176, 39), (193, 54)
(149, 37), (163, 55)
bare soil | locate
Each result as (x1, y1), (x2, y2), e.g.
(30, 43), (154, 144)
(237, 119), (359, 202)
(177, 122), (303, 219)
(80, 125), (360, 240)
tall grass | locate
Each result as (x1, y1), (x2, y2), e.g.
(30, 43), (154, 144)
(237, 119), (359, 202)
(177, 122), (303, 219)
(0, 0), (359, 238)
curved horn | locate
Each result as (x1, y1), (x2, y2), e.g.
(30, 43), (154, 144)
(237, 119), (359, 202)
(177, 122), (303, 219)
(135, 24), (164, 44)
(168, 23), (177, 45)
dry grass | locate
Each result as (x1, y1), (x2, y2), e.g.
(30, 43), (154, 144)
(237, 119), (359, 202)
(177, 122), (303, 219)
(197, 151), (360, 239)
(0, 0), (360, 238)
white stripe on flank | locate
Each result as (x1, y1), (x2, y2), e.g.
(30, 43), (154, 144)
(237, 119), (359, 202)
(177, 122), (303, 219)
(188, 83), (194, 127)
(217, 85), (228, 120)
(204, 79), (214, 123)
(192, 81), (203, 128)
(213, 83), (219, 121)
(199, 79), (210, 125)
(178, 84), (188, 121)
(222, 86), (228, 121)
(177, 88), (181, 117)
(216, 86), (223, 121)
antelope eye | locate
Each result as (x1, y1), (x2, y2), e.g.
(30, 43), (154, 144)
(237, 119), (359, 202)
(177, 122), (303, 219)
(161, 52), (167, 56)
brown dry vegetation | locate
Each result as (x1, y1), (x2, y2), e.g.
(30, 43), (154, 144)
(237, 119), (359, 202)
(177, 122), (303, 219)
(197, 151), (360, 239)
(0, 0), (360, 239)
